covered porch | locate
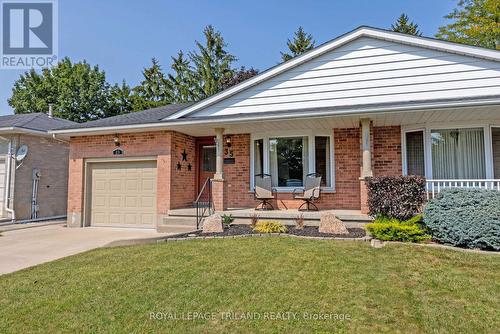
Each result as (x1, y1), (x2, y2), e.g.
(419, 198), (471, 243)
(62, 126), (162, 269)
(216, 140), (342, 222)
(165, 102), (500, 216)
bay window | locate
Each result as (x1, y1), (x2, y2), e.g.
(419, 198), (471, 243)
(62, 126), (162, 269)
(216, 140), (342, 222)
(431, 128), (486, 179)
(403, 125), (499, 180)
(251, 132), (333, 190)
(405, 131), (425, 176)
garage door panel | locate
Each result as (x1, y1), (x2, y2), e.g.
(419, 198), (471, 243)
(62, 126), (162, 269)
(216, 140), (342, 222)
(89, 161), (157, 228)
(126, 179), (138, 191)
(141, 196), (155, 208)
(125, 196), (138, 207)
(142, 179), (155, 190)
(92, 212), (106, 225)
(109, 196), (122, 207)
(141, 214), (154, 225)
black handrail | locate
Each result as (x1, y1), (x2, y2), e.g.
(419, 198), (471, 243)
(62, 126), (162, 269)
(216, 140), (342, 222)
(195, 177), (213, 230)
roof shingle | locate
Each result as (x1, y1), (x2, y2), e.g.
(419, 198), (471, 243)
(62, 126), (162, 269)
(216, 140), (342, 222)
(0, 113), (75, 132)
(53, 103), (193, 130)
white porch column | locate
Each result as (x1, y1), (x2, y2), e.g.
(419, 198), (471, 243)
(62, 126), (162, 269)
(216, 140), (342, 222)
(360, 118), (373, 178)
(214, 128), (224, 180)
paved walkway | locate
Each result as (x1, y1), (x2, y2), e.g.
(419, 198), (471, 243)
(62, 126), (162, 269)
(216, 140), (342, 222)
(0, 225), (171, 275)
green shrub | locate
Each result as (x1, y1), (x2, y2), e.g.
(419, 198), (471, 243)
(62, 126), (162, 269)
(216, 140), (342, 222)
(366, 176), (426, 220)
(253, 220), (288, 233)
(424, 189), (500, 250)
(365, 215), (430, 242)
(221, 214), (234, 228)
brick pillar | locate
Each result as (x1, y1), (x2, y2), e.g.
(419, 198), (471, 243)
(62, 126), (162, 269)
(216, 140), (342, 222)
(67, 158), (85, 227)
(212, 179), (227, 212)
(360, 178), (369, 214)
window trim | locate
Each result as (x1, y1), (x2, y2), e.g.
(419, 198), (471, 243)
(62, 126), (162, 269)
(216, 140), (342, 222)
(250, 130), (335, 192)
(491, 125), (500, 179)
(402, 121), (498, 179)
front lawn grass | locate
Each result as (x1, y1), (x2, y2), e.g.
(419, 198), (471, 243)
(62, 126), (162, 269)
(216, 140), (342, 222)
(0, 238), (499, 333)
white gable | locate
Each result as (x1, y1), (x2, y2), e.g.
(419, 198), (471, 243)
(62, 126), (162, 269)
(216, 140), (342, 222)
(171, 28), (500, 119)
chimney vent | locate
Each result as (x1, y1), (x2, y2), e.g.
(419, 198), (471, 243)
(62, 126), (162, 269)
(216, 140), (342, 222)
(48, 104), (53, 118)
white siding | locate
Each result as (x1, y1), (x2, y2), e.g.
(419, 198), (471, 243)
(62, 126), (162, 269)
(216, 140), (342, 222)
(193, 37), (500, 117)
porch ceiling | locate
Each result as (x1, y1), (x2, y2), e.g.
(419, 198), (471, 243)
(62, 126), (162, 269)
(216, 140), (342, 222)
(171, 104), (500, 136)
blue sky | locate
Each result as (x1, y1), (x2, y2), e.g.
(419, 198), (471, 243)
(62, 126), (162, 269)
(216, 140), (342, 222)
(0, 0), (458, 115)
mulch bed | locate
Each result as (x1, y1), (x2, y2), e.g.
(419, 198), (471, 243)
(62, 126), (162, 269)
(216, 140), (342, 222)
(169, 224), (366, 239)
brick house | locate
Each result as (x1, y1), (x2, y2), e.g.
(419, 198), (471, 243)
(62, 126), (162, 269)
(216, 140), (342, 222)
(51, 27), (500, 230)
(0, 113), (75, 221)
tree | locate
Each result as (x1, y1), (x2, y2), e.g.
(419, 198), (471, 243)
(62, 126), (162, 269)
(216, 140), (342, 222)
(132, 58), (171, 110)
(391, 13), (422, 36)
(8, 57), (119, 122)
(107, 81), (134, 116)
(436, 0), (500, 50)
(189, 25), (237, 99)
(165, 51), (196, 103)
(281, 27), (315, 62)
(221, 66), (259, 90)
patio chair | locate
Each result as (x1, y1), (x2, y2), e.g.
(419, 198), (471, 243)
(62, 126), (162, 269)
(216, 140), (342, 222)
(254, 174), (276, 210)
(293, 173), (322, 211)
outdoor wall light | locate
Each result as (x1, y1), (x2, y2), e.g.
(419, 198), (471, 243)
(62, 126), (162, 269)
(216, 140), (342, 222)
(113, 135), (120, 147)
(226, 136), (232, 147)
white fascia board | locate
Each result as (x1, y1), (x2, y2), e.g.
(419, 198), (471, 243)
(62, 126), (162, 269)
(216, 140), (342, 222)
(165, 27), (500, 120)
(49, 97), (500, 137)
(0, 127), (51, 137)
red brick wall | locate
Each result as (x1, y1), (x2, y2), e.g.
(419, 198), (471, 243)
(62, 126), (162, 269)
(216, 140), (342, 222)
(221, 128), (363, 210)
(224, 134), (255, 208)
(68, 132), (172, 220)
(331, 127), (362, 209)
(68, 125), (404, 221)
(373, 126), (402, 176)
(67, 131), (194, 225)
(170, 132), (196, 209)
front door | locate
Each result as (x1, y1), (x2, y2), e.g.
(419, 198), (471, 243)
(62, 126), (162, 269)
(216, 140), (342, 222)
(197, 138), (216, 196)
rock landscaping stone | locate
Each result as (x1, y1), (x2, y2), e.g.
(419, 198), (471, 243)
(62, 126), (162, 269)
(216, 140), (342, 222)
(371, 239), (385, 248)
(319, 211), (349, 234)
(169, 224), (366, 239)
(202, 214), (223, 233)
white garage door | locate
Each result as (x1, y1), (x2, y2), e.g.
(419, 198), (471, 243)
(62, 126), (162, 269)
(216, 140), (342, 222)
(89, 161), (157, 228)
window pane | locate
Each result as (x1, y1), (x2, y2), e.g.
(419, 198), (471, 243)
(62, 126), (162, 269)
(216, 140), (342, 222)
(315, 136), (330, 187)
(431, 128), (485, 179)
(493, 128), (500, 179)
(405, 131), (425, 176)
(254, 139), (263, 176)
(269, 137), (308, 187)
(202, 146), (216, 172)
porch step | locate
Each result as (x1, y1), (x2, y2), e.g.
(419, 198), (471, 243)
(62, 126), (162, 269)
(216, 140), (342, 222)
(167, 208), (372, 223)
(157, 216), (200, 234)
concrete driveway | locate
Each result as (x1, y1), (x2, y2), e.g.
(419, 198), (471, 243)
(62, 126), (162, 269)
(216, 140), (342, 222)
(0, 224), (171, 275)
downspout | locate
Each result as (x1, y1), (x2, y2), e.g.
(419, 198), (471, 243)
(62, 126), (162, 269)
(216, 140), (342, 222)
(52, 133), (69, 144)
(4, 139), (15, 220)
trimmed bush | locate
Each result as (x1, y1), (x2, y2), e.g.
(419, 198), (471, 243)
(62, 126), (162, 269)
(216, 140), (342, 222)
(424, 188), (500, 250)
(366, 176), (426, 220)
(221, 214), (234, 228)
(253, 221), (288, 233)
(365, 214), (430, 242)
